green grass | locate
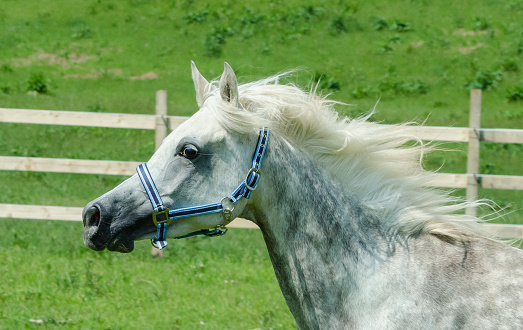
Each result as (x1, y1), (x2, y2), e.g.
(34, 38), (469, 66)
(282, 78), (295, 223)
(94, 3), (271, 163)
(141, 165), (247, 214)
(0, 220), (293, 329)
(1, 0), (522, 327)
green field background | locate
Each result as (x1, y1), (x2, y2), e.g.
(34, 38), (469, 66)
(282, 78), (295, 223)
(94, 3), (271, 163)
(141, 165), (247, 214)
(1, 0), (522, 328)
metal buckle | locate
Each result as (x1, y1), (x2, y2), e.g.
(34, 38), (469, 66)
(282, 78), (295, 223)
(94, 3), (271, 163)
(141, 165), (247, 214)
(153, 207), (171, 226)
(245, 168), (261, 191)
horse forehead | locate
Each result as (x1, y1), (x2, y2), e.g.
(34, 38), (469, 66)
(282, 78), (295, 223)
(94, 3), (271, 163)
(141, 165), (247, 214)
(172, 110), (225, 141)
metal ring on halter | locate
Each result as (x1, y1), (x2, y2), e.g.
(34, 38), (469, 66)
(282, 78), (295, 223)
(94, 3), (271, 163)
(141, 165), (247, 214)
(211, 224), (228, 236)
(151, 239), (161, 249)
(245, 168), (261, 191)
(221, 197), (235, 224)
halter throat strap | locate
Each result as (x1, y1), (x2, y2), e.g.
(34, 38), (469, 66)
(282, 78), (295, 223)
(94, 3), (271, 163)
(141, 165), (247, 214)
(136, 127), (269, 250)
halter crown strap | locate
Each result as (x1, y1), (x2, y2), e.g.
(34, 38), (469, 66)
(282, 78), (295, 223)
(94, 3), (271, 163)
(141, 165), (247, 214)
(136, 127), (269, 250)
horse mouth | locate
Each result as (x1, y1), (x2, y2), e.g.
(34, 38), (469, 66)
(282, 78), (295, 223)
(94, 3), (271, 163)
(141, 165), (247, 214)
(84, 225), (136, 253)
(83, 204), (140, 253)
(106, 232), (136, 253)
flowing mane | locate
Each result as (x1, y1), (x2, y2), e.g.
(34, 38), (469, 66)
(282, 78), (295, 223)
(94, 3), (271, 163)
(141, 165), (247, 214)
(201, 73), (484, 238)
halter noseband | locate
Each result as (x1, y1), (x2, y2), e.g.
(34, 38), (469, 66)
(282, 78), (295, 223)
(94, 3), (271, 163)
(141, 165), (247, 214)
(136, 127), (269, 250)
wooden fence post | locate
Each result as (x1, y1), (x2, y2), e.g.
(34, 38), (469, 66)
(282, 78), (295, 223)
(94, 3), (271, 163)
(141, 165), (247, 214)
(152, 90), (168, 258)
(155, 90), (168, 149)
(466, 89), (482, 217)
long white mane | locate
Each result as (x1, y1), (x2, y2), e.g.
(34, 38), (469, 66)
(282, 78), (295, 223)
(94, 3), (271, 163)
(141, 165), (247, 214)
(201, 73), (485, 238)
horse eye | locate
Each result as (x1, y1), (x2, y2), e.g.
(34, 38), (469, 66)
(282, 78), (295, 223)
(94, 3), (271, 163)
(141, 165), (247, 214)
(180, 145), (199, 159)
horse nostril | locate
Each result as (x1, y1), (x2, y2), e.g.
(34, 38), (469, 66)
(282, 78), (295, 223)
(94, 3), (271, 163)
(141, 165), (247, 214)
(84, 206), (101, 227)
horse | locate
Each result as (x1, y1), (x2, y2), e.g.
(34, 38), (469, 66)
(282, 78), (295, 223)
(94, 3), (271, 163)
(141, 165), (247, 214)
(83, 62), (523, 329)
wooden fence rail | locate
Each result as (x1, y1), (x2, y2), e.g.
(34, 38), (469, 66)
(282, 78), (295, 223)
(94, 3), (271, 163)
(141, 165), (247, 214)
(2, 109), (522, 144)
(1, 156), (522, 190)
(1, 90), (522, 238)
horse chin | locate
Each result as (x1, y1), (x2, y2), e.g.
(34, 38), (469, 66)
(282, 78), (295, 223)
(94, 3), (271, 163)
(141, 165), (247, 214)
(107, 236), (135, 253)
(84, 238), (106, 251)
(83, 231), (135, 253)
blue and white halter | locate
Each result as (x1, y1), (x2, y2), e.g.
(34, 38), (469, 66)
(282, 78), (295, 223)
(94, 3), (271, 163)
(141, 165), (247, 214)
(136, 127), (269, 250)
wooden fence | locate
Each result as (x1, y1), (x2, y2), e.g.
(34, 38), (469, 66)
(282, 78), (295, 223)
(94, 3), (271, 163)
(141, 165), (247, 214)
(1, 90), (522, 238)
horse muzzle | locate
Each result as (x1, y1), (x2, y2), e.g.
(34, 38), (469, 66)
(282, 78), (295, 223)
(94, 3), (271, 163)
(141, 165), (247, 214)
(82, 200), (141, 253)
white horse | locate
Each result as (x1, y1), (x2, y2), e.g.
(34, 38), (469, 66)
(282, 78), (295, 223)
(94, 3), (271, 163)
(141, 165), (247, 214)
(83, 62), (523, 329)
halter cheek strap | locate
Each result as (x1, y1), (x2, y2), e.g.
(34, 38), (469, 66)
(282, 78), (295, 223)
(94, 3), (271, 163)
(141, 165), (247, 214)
(136, 127), (269, 250)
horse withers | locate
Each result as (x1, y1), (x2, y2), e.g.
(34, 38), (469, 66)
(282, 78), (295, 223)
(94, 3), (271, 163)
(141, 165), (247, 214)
(83, 62), (523, 329)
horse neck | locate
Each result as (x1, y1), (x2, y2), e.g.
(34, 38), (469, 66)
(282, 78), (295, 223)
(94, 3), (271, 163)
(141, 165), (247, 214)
(243, 136), (392, 328)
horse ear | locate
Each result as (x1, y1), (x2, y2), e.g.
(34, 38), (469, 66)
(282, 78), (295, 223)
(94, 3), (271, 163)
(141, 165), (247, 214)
(219, 62), (241, 108)
(191, 61), (209, 108)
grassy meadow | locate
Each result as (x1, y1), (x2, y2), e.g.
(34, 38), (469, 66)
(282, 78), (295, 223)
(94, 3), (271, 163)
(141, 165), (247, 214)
(0, 220), (293, 329)
(0, 0), (522, 328)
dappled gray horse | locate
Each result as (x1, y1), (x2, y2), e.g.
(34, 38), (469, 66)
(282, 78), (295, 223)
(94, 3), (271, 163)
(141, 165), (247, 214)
(83, 62), (523, 329)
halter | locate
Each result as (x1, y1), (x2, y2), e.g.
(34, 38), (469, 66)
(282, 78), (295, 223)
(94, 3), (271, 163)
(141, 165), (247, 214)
(136, 127), (269, 250)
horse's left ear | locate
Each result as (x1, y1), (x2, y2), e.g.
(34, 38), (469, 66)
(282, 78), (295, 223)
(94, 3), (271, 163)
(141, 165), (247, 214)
(219, 62), (241, 109)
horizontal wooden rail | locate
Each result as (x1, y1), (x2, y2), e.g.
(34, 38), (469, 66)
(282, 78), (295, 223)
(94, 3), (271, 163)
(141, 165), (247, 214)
(0, 204), (85, 221)
(2, 156), (522, 190)
(481, 128), (523, 144)
(481, 223), (523, 239)
(427, 173), (523, 190)
(1, 203), (518, 238)
(401, 126), (523, 143)
(480, 174), (523, 190)
(1, 108), (522, 144)
(0, 108), (187, 130)
(0, 203), (259, 229)
(0, 156), (140, 176)
(405, 126), (470, 142)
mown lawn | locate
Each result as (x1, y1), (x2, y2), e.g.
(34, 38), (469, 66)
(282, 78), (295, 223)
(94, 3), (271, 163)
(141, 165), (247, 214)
(0, 220), (294, 329)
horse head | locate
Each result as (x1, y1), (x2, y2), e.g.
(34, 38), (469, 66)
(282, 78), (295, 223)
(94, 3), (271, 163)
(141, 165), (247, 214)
(82, 62), (262, 252)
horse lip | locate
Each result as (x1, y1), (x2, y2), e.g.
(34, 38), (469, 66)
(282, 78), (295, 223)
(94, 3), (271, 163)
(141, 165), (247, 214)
(84, 223), (136, 253)
(84, 239), (107, 251)
(83, 225), (110, 251)
(106, 231), (135, 253)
